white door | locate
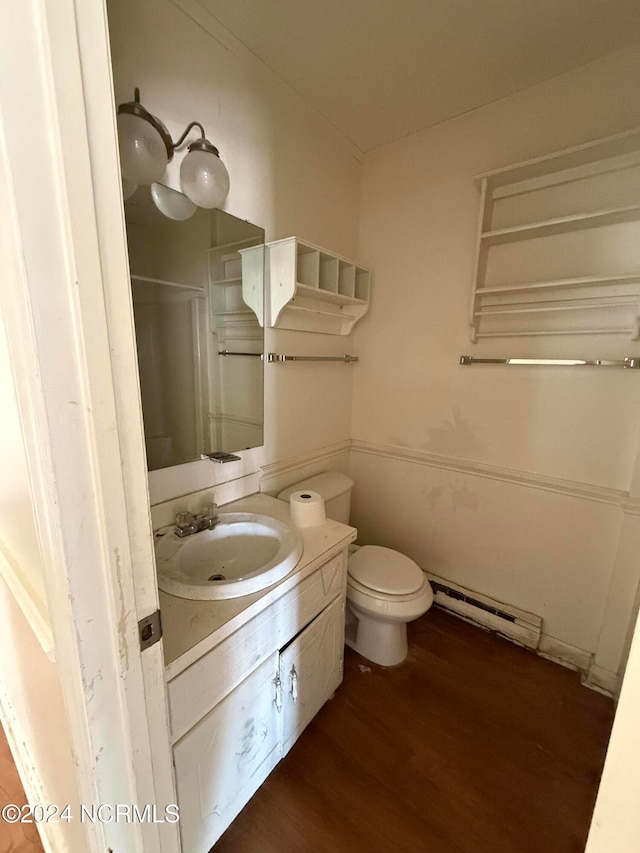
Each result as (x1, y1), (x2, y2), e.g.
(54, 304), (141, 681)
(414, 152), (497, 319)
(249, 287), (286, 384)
(0, 1), (177, 851)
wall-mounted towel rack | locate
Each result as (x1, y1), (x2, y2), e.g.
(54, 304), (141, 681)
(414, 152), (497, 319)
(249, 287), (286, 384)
(266, 353), (358, 363)
(217, 351), (359, 363)
(460, 355), (640, 368)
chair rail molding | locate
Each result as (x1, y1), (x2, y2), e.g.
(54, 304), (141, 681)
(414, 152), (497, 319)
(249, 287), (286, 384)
(350, 439), (640, 512)
(260, 440), (352, 495)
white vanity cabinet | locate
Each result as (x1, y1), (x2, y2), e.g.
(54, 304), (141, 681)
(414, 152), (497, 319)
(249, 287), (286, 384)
(167, 546), (348, 853)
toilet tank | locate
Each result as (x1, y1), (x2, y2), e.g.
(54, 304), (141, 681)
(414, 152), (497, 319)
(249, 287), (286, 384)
(277, 471), (354, 524)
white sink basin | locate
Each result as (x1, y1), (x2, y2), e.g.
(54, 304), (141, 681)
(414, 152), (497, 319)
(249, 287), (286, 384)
(154, 513), (303, 600)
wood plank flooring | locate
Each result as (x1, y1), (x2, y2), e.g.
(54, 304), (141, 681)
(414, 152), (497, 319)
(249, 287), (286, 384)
(214, 608), (615, 853)
(0, 724), (43, 853)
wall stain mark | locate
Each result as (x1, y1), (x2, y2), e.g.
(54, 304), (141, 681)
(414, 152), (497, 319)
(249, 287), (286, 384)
(422, 406), (488, 458)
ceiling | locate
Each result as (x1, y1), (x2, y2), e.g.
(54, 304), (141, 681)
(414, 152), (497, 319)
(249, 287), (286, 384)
(195, 0), (640, 153)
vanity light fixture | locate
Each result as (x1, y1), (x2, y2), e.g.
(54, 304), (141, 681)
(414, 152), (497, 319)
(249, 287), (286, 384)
(150, 182), (197, 221)
(117, 87), (230, 210)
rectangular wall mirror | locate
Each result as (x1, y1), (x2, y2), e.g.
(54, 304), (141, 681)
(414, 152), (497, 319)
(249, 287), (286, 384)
(124, 184), (265, 471)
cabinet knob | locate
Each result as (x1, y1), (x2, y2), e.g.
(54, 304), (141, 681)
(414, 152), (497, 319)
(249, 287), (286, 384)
(290, 665), (298, 703)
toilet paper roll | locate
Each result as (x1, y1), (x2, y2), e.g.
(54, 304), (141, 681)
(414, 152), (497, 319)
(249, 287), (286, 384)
(289, 490), (326, 528)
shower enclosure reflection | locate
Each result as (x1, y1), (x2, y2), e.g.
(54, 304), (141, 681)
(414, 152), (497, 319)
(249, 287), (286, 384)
(124, 185), (264, 471)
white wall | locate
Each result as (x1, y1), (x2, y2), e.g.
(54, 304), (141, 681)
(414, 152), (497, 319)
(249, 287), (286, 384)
(107, 0), (640, 686)
(107, 0), (362, 508)
(352, 46), (640, 685)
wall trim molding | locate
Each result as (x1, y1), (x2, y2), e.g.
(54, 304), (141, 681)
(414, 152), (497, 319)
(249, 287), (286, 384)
(0, 545), (53, 659)
(261, 440), (351, 486)
(537, 633), (593, 673)
(351, 439), (640, 512)
(584, 663), (619, 697)
(425, 571), (616, 692)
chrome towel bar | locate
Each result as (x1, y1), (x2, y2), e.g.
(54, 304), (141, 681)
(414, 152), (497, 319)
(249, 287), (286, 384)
(217, 351), (359, 363)
(266, 353), (359, 363)
(460, 355), (640, 368)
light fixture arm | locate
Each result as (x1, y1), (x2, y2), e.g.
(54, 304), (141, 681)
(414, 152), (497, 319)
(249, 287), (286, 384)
(172, 121), (207, 150)
(117, 89), (219, 160)
(117, 87), (229, 208)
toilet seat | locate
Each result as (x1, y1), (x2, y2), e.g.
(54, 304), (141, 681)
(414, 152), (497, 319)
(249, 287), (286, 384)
(348, 545), (424, 595)
(347, 574), (432, 604)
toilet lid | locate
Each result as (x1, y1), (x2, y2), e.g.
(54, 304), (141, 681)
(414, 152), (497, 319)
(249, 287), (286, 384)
(348, 546), (424, 595)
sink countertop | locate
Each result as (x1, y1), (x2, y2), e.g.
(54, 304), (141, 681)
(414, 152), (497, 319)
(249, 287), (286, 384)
(160, 493), (357, 679)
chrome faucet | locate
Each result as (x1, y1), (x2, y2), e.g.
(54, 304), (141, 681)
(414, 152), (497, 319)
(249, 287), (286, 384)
(174, 503), (219, 538)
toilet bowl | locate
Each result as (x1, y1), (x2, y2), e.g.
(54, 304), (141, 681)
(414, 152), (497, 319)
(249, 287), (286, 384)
(277, 472), (434, 667)
(346, 545), (433, 666)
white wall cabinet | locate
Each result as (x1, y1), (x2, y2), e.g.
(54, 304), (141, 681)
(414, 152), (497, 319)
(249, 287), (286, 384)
(470, 127), (640, 341)
(169, 548), (348, 853)
(265, 237), (371, 334)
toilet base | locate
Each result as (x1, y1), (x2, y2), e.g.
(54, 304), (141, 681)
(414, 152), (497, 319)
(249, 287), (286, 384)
(345, 610), (409, 667)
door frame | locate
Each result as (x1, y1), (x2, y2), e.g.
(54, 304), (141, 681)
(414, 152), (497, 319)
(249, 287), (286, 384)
(0, 0), (177, 851)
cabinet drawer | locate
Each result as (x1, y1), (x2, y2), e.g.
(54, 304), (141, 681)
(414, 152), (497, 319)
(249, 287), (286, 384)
(168, 550), (346, 741)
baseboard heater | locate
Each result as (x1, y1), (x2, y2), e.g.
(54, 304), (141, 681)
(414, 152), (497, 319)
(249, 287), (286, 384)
(430, 581), (516, 622)
(427, 573), (542, 650)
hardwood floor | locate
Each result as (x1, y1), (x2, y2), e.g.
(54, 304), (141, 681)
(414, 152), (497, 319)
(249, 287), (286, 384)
(215, 608), (615, 853)
(0, 724), (43, 853)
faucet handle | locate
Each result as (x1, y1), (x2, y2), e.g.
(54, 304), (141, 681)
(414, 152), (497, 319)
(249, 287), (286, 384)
(175, 510), (195, 532)
(200, 502), (219, 528)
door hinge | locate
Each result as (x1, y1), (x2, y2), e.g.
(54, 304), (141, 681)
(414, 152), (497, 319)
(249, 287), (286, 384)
(138, 610), (162, 651)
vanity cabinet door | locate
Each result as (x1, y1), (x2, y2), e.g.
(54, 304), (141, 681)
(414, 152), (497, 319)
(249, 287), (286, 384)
(173, 653), (281, 853)
(280, 594), (345, 754)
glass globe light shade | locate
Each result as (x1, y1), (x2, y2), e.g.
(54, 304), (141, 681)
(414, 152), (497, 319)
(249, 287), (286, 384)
(121, 177), (138, 200)
(180, 144), (230, 209)
(151, 183), (197, 221)
(117, 112), (168, 185)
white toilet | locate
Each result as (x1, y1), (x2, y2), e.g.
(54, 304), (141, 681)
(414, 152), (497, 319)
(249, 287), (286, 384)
(278, 472), (433, 666)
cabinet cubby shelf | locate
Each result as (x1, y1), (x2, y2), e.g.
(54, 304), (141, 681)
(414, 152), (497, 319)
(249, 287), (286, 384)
(294, 281), (368, 307)
(470, 127), (640, 341)
(263, 237), (371, 334)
